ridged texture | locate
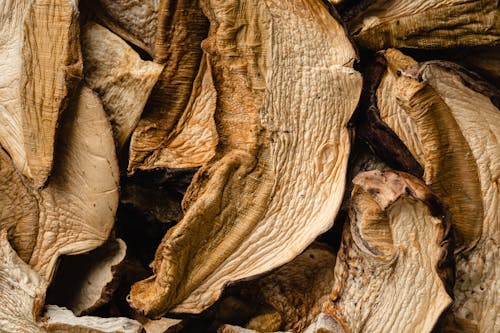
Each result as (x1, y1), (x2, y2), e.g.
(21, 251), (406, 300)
(326, 170), (453, 333)
(0, 0), (82, 188)
(129, 0), (361, 316)
(348, 0), (499, 49)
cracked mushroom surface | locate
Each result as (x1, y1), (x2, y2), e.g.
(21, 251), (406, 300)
(0, 0), (82, 188)
(376, 50), (500, 332)
(325, 170), (454, 333)
(347, 0), (499, 50)
(81, 22), (164, 149)
(129, 0), (362, 317)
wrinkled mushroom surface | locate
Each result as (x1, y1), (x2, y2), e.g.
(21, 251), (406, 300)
(0, 0), (82, 188)
(376, 50), (499, 332)
(81, 22), (164, 149)
(129, 0), (361, 316)
(325, 170), (454, 333)
(347, 0), (499, 50)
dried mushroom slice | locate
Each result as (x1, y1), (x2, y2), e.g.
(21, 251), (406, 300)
(81, 22), (163, 149)
(46, 238), (127, 316)
(0, 147), (39, 262)
(128, 0), (209, 173)
(236, 245), (336, 333)
(95, 0), (159, 56)
(347, 0), (499, 50)
(0, 0), (82, 188)
(28, 87), (120, 281)
(325, 170), (453, 333)
(129, 0), (361, 316)
(376, 50), (500, 332)
(218, 325), (291, 333)
(0, 231), (46, 333)
(44, 305), (142, 333)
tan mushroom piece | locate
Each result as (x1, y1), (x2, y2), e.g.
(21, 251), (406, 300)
(127, 0), (210, 173)
(0, 231), (46, 333)
(325, 170), (453, 333)
(44, 305), (143, 333)
(0, 0), (82, 188)
(81, 22), (164, 149)
(347, 0), (499, 50)
(27, 87), (120, 282)
(95, 0), (159, 56)
(129, 0), (361, 317)
(46, 238), (127, 316)
(377, 50), (500, 332)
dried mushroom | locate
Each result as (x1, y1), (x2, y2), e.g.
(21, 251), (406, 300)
(325, 170), (454, 333)
(0, 231), (46, 333)
(0, 0), (82, 188)
(376, 50), (500, 332)
(43, 305), (142, 333)
(347, 0), (499, 50)
(129, 0), (361, 316)
(28, 87), (119, 281)
(128, 0), (209, 173)
(81, 22), (164, 149)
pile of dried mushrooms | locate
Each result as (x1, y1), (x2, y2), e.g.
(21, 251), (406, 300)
(0, 0), (498, 332)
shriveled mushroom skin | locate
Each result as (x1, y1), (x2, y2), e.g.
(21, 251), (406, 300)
(129, 0), (362, 316)
(0, 231), (46, 333)
(347, 0), (499, 50)
(0, 0), (82, 188)
(81, 22), (164, 149)
(325, 170), (454, 333)
(376, 50), (500, 332)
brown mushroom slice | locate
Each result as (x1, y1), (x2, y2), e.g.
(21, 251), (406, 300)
(0, 147), (39, 262)
(129, 0), (361, 316)
(28, 87), (119, 281)
(377, 50), (500, 331)
(347, 0), (499, 50)
(0, 0), (82, 188)
(0, 230), (46, 333)
(44, 305), (142, 333)
(303, 313), (343, 333)
(237, 245), (336, 332)
(325, 170), (453, 333)
(95, 0), (159, 56)
(81, 22), (164, 149)
(46, 238), (127, 316)
(131, 55), (217, 170)
(127, 0), (209, 173)
(378, 49), (485, 251)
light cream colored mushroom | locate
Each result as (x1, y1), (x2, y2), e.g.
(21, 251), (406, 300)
(325, 170), (453, 333)
(0, 0), (82, 188)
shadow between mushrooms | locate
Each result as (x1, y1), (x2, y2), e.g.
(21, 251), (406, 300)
(129, 0), (362, 317)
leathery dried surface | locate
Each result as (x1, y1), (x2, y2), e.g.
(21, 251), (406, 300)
(129, 0), (362, 316)
(325, 170), (454, 333)
(347, 0), (499, 50)
(0, 0), (82, 188)
(377, 50), (500, 332)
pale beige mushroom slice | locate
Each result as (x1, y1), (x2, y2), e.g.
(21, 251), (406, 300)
(376, 50), (500, 332)
(129, 0), (361, 316)
(46, 238), (127, 316)
(0, 147), (39, 262)
(325, 170), (453, 333)
(28, 87), (120, 282)
(0, 0), (82, 188)
(94, 0), (159, 56)
(0, 230), (47, 333)
(347, 0), (499, 50)
(81, 22), (164, 149)
(43, 305), (142, 333)
(218, 325), (291, 333)
(127, 0), (210, 173)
